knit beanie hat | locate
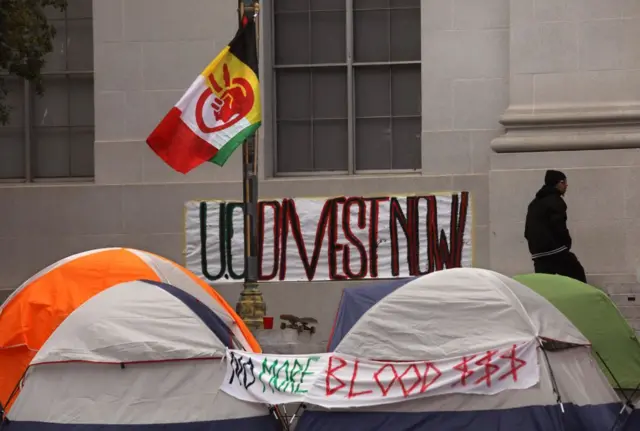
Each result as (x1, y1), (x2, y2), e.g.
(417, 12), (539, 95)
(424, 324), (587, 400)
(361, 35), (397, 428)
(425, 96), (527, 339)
(544, 170), (566, 186)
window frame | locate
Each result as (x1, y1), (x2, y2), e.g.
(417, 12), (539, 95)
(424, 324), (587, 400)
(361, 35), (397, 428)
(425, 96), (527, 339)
(0, 5), (95, 184)
(264, 0), (422, 177)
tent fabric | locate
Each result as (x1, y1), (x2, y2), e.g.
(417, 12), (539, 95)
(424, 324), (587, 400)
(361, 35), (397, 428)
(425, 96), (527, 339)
(619, 394), (640, 430)
(333, 268), (588, 361)
(622, 410), (640, 430)
(142, 279), (234, 349)
(130, 250), (249, 337)
(2, 418), (281, 431)
(327, 278), (410, 352)
(514, 273), (640, 391)
(5, 281), (278, 430)
(31, 280), (229, 365)
(6, 362), (278, 428)
(296, 403), (621, 431)
(0, 248), (259, 410)
(300, 268), (623, 431)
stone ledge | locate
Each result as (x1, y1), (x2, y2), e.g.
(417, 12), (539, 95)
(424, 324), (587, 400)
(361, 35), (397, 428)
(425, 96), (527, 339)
(492, 131), (640, 153)
(492, 106), (640, 153)
(500, 109), (640, 128)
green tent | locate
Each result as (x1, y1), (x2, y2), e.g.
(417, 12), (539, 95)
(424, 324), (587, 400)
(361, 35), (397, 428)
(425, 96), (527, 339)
(514, 273), (640, 390)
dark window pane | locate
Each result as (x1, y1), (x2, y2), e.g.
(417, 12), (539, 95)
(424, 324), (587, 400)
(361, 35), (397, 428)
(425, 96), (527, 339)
(43, 2), (93, 72)
(391, 117), (421, 170)
(275, 0), (309, 12)
(0, 78), (21, 179)
(355, 66), (390, 118)
(32, 75), (94, 178)
(392, 0), (420, 7)
(355, 118), (391, 170)
(312, 68), (347, 119)
(36, 75), (94, 128)
(70, 128), (95, 177)
(310, 0), (346, 11)
(312, 120), (348, 171)
(27, 4), (94, 180)
(354, 10), (390, 62)
(391, 65), (421, 116)
(276, 70), (311, 120)
(277, 121), (312, 172)
(34, 75), (69, 127)
(44, 4), (64, 19)
(311, 12), (346, 63)
(390, 8), (420, 61)
(0, 129), (25, 179)
(1, 78), (24, 127)
(275, 13), (310, 65)
(70, 76), (94, 126)
(33, 128), (70, 178)
(66, 0), (93, 18)
(354, 0), (389, 9)
(45, 0), (92, 19)
(44, 20), (67, 72)
(67, 18), (94, 70)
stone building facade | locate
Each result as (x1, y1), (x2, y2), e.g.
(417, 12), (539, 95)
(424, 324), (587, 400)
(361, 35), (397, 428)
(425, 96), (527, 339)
(1, 0), (640, 339)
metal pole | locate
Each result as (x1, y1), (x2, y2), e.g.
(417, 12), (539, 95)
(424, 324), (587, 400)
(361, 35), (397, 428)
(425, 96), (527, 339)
(235, 0), (266, 331)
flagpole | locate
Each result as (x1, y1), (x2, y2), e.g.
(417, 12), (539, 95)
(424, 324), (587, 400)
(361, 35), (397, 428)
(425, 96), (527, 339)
(235, 0), (266, 331)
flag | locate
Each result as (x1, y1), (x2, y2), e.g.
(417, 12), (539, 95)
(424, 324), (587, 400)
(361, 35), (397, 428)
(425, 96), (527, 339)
(146, 20), (260, 173)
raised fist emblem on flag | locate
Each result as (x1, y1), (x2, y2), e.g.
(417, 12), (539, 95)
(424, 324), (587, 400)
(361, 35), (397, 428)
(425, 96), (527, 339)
(195, 63), (255, 133)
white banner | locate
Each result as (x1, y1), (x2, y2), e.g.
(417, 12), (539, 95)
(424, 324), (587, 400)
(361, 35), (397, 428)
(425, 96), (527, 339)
(221, 341), (539, 408)
(185, 192), (473, 283)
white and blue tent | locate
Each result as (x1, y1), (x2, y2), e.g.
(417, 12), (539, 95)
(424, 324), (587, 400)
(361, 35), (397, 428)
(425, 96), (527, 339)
(299, 268), (625, 431)
(1, 279), (281, 431)
(622, 397), (640, 430)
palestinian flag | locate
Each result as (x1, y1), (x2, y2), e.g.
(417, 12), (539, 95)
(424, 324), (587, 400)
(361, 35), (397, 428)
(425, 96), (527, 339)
(146, 20), (260, 173)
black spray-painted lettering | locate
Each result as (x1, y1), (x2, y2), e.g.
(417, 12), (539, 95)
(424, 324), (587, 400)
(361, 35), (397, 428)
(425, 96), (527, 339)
(228, 351), (256, 389)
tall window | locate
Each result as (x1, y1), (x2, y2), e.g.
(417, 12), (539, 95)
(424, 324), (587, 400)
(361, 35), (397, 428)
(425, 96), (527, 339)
(272, 0), (422, 175)
(0, 0), (94, 182)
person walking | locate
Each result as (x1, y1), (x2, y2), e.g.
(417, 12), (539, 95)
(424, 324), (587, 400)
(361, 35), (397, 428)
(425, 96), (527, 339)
(524, 170), (587, 283)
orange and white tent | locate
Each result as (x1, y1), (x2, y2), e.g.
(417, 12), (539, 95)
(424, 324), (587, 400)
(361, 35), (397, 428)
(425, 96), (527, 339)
(0, 247), (260, 412)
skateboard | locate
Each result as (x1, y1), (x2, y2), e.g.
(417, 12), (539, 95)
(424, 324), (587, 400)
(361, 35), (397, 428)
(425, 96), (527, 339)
(280, 314), (318, 335)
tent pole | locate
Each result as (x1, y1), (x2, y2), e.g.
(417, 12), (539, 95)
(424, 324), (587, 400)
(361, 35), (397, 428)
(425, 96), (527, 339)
(629, 381), (640, 405)
(540, 347), (564, 412)
(596, 351), (634, 407)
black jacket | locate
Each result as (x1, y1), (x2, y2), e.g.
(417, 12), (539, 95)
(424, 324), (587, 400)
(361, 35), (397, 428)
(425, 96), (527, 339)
(524, 185), (572, 259)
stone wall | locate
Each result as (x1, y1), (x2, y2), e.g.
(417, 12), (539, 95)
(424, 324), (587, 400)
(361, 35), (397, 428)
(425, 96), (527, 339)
(2, 0), (640, 340)
(490, 0), (640, 330)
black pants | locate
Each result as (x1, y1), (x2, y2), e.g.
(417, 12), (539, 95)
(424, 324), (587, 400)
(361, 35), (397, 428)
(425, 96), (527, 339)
(533, 251), (587, 283)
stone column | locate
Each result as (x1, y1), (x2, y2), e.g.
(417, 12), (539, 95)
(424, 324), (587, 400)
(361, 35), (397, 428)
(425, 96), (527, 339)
(493, 0), (640, 153)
